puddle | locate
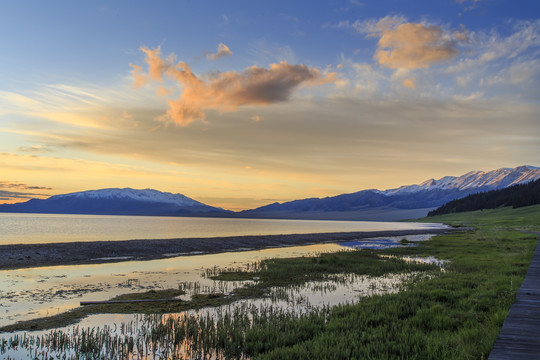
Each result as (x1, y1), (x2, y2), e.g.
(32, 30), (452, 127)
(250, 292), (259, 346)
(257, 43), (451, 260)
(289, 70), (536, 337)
(340, 234), (436, 249)
(399, 256), (448, 270)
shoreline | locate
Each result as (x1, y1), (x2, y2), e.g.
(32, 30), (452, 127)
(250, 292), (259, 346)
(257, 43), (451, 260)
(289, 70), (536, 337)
(0, 228), (451, 270)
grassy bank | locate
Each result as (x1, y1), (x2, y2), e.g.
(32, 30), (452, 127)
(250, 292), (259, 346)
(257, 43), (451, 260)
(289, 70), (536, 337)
(204, 205), (540, 359)
(251, 205), (540, 359)
(1, 205), (539, 359)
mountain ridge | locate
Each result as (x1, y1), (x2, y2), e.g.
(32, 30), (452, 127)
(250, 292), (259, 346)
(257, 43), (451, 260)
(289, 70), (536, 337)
(240, 165), (540, 220)
(0, 187), (229, 216)
(1, 165), (538, 220)
(428, 178), (540, 216)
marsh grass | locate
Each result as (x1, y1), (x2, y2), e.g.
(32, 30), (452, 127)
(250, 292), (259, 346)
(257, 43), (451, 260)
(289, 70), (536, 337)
(211, 249), (440, 286)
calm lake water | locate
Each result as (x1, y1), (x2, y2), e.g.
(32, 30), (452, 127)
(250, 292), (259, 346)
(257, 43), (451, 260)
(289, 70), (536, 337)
(0, 213), (445, 245)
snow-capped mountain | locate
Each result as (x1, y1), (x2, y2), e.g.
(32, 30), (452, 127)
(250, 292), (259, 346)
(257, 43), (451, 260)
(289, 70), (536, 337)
(51, 188), (204, 207)
(240, 165), (540, 221)
(0, 188), (229, 216)
(2, 166), (538, 220)
(382, 165), (540, 196)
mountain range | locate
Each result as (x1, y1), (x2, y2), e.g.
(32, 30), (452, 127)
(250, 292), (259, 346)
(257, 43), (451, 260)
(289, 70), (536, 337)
(239, 165), (540, 220)
(1, 165), (539, 220)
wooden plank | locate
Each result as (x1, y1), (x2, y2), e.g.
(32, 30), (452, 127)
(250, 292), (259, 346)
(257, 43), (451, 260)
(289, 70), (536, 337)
(489, 233), (540, 359)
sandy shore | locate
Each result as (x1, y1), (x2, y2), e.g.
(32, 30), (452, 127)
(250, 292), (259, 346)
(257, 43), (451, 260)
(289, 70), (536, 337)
(0, 228), (450, 270)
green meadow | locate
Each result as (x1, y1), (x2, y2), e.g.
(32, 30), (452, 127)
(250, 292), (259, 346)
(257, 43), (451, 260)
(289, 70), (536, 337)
(1, 205), (539, 359)
(202, 205), (540, 359)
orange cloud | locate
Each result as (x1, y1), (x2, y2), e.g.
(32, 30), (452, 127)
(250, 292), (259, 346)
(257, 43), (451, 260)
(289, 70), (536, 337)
(206, 43), (233, 60)
(157, 86), (172, 96)
(135, 46), (337, 126)
(402, 78), (416, 89)
(374, 23), (461, 69)
(130, 64), (146, 88)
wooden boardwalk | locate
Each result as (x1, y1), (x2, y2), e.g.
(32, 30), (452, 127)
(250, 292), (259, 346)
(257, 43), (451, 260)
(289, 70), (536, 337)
(489, 233), (540, 359)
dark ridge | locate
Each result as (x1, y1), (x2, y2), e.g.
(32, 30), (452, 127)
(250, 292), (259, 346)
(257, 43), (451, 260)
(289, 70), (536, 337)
(428, 179), (540, 216)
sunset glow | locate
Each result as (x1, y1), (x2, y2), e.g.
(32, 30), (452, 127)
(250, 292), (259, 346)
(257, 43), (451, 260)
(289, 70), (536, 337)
(1, 1), (539, 210)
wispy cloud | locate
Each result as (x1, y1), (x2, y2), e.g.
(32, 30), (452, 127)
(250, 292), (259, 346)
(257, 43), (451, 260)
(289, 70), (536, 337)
(206, 43), (233, 60)
(134, 46), (338, 126)
(0, 181), (52, 203)
(0, 181), (52, 191)
(0, 190), (47, 201)
(16, 145), (53, 153)
(446, 20), (540, 74)
(456, 0), (482, 12)
(402, 78), (416, 89)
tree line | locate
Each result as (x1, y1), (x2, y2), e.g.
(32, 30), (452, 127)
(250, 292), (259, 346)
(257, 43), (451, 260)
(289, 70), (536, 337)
(428, 178), (540, 216)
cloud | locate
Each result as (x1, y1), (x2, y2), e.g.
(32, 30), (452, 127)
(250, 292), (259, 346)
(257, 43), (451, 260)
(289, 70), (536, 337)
(134, 46), (338, 126)
(16, 145), (53, 153)
(0, 190), (45, 201)
(206, 43), (233, 60)
(220, 14), (229, 26)
(456, 0), (482, 12)
(0, 182), (53, 203)
(350, 15), (408, 34)
(130, 64), (146, 88)
(447, 20), (540, 74)
(340, 16), (465, 70)
(402, 78), (416, 89)
(487, 59), (540, 86)
(374, 23), (461, 69)
(0, 181), (52, 191)
(157, 85), (172, 96)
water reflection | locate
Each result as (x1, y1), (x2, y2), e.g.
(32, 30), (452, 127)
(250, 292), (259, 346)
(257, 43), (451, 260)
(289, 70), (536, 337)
(0, 212), (445, 244)
(0, 236), (447, 359)
(0, 270), (422, 360)
(0, 243), (346, 327)
(339, 234), (435, 249)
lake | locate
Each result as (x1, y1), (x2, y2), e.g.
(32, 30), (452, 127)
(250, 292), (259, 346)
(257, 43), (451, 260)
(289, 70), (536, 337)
(0, 213), (445, 245)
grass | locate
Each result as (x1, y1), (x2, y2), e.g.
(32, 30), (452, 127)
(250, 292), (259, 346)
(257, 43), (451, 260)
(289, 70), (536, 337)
(1, 205), (539, 359)
(210, 249), (440, 286)
(203, 205), (540, 359)
(247, 206), (540, 359)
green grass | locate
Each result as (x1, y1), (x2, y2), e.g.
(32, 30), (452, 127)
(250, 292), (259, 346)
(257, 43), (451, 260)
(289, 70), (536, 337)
(422, 204), (540, 229)
(211, 249), (440, 286)
(245, 206), (540, 359)
(203, 205), (540, 359)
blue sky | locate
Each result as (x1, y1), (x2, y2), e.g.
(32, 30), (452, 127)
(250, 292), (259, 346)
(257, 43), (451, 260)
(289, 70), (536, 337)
(1, 0), (539, 210)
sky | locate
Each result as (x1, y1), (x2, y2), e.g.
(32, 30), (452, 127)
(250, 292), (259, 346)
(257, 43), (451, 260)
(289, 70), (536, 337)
(1, 0), (539, 211)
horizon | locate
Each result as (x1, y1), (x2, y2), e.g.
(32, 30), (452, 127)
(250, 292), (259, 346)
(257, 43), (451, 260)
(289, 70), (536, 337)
(1, 1), (539, 211)
(2, 164), (538, 211)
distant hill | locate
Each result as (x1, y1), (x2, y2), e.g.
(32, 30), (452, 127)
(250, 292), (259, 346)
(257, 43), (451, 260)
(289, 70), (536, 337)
(427, 178), (540, 216)
(1, 165), (539, 220)
(239, 165), (540, 221)
(0, 188), (230, 216)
